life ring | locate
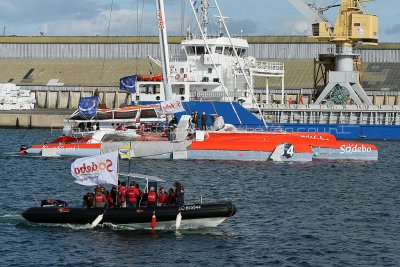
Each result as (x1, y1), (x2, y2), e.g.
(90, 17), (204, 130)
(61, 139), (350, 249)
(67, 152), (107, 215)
(175, 74), (181, 80)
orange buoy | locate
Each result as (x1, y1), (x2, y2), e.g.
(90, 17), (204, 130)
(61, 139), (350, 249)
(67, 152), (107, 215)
(151, 211), (157, 230)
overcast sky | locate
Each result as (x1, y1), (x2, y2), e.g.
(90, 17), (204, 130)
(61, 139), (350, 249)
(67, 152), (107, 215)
(0, 0), (398, 42)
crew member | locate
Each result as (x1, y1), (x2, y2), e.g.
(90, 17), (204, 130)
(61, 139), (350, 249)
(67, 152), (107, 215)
(147, 187), (157, 207)
(201, 112), (207, 130)
(126, 182), (138, 208)
(93, 186), (108, 208)
(167, 188), (176, 206)
(174, 182), (185, 206)
(158, 187), (167, 206)
(118, 181), (127, 208)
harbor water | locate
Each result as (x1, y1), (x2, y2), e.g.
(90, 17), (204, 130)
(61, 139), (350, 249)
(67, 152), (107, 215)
(0, 129), (399, 266)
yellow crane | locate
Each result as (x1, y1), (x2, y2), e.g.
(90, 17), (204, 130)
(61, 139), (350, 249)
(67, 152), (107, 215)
(289, 0), (378, 106)
(312, 0), (378, 46)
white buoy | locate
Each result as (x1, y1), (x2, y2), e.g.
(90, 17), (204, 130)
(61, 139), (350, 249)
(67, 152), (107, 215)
(175, 212), (182, 229)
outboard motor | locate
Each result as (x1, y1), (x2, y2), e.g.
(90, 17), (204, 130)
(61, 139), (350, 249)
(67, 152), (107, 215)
(41, 199), (68, 208)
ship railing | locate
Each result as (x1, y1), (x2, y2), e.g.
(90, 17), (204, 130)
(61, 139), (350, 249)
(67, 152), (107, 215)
(250, 60), (285, 75)
(170, 55), (188, 62)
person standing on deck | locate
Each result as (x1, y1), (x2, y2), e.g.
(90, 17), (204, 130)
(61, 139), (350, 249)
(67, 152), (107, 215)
(147, 187), (157, 207)
(201, 112), (207, 130)
(174, 182), (185, 206)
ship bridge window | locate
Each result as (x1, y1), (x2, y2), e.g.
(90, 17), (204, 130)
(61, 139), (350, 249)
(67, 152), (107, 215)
(139, 84), (160, 95)
(215, 47), (223, 54)
(172, 84), (185, 95)
(208, 68), (212, 74)
(236, 48), (242, 57)
(224, 47), (233, 56)
(196, 46), (205, 55)
(240, 49), (247, 57)
(186, 46), (195, 55)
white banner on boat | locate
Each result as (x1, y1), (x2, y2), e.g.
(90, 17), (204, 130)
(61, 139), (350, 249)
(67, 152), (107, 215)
(71, 151), (119, 186)
(160, 98), (185, 114)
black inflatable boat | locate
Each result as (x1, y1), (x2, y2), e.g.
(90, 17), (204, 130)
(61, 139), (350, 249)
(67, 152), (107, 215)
(22, 200), (236, 229)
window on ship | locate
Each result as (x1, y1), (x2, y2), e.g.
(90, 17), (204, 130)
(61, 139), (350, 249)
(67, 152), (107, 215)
(140, 109), (158, 119)
(186, 46), (195, 55)
(196, 46), (205, 55)
(215, 47), (223, 54)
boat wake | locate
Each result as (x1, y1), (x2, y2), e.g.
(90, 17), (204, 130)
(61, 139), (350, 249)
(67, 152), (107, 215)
(0, 214), (27, 225)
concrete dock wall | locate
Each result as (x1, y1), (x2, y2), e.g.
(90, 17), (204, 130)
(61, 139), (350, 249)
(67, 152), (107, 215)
(0, 113), (66, 128)
(27, 87), (131, 109)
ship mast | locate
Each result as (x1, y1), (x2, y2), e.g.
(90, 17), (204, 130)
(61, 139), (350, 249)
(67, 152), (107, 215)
(155, 0), (172, 103)
(199, 0), (209, 37)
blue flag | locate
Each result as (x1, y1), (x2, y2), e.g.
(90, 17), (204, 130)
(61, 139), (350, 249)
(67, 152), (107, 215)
(119, 75), (137, 93)
(78, 96), (99, 117)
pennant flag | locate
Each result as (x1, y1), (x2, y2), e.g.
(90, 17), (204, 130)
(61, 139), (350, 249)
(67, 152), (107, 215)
(119, 75), (137, 93)
(78, 96), (99, 117)
(119, 145), (131, 160)
(160, 98), (186, 114)
(71, 152), (119, 186)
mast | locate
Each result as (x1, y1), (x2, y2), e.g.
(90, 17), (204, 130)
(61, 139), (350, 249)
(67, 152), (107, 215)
(155, 0), (172, 103)
(199, 0), (209, 37)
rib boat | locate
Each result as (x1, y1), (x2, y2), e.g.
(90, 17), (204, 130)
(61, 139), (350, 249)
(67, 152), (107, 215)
(22, 153), (236, 229)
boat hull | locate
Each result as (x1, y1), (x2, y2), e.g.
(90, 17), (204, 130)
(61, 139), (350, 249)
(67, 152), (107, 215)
(22, 202), (236, 229)
(268, 123), (400, 140)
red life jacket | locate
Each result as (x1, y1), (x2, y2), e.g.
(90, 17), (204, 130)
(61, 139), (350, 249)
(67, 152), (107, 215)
(133, 187), (140, 197)
(126, 187), (137, 202)
(147, 191), (157, 203)
(95, 193), (105, 204)
(119, 186), (126, 202)
(158, 193), (167, 204)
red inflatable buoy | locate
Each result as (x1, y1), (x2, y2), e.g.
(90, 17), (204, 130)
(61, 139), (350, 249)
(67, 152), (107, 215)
(151, 211), (157, 230)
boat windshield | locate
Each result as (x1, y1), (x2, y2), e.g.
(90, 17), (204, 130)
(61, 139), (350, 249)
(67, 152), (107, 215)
(101, 133), (140, 142)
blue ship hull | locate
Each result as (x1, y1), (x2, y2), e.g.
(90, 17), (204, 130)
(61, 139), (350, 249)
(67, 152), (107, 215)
(135, 101), (399, 140)
(267, 123), (400, 140)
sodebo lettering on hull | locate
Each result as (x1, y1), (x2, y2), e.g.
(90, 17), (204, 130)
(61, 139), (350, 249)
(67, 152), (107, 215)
(340, 144), (372, 154)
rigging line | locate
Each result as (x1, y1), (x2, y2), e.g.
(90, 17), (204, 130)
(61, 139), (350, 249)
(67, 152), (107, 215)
(136, 0), (145, 74)
(99, 0), (115, 92)
(123, 0), (137, 36)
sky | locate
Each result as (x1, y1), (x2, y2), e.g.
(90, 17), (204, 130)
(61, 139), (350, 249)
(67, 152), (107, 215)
(0, 0), (398, 42)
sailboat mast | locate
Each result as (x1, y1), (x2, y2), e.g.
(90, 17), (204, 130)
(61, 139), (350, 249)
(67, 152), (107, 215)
(155, 0), (172, 102)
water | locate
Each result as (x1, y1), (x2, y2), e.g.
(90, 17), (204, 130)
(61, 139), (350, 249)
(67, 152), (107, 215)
(1, 128), (399, 266)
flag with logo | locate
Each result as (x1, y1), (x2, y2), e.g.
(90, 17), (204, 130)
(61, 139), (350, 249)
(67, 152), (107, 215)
(71, 152), (119, 186)
(160, 98), (186, 114)
(119, 75), (137, 93)
(78, 96), (99, 117)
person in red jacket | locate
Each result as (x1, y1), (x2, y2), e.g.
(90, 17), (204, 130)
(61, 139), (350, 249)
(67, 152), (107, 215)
(158, 187), (167, 206)
(147, 186), (157, 207)
(167, 188), (176, 206)
(126, 182), (138, 208)
(118, 181), (127, 208)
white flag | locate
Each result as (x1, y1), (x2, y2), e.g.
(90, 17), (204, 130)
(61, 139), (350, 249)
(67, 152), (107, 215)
(160, 98), (186, 114)
(71, 151), (119, 186)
